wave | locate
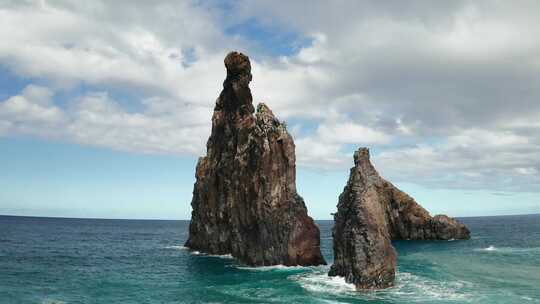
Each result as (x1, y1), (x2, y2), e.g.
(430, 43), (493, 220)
(290, 272), (356, 294)
(388, 272), (472, 302)
(203, 253), (234, 259)
(188, 250), (234, 259)
(475, 246), (540, 254)
(482, 245), (497, 251)
(235, 264), (318, 272)
(290, 270), (472, 302)
(164, 246), (233, 258)
(163, 245), (188, 250)
(42, 299), (66, 304)
(164, 245), (235, 260)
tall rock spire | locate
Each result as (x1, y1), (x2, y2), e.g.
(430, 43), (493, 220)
(185, 51), (326, 266)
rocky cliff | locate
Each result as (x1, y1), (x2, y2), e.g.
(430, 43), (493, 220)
(184, 52), (326, 266)
(329, 148), (470, 289)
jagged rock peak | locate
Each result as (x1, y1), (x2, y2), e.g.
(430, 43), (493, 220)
(224, 51), (251, 82)
(185, 51), (326, 267)
(353, 147), (370, 164)
(216, 51), (254, 114)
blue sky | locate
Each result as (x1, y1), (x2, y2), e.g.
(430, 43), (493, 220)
(0, 1), (539, 219)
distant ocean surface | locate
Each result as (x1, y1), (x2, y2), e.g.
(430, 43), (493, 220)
(1, 214), (539, 304)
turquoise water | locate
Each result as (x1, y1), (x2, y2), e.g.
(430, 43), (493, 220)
(0, 214), (539, 303)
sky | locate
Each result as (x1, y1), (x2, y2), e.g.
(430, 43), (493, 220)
(1, 0), (539, 220)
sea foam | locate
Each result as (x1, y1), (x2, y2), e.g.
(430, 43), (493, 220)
(387, 272), (472, 302)
(290, 270), (472, 302)
(291, 272), (356, 294)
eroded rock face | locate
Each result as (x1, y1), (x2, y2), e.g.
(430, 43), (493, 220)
(184, 52), (326, 266)
(328, 148), (397, 289)
(329, 148), (470, 289)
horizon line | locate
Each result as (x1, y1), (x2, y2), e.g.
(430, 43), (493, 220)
(1, 213), (539, 222)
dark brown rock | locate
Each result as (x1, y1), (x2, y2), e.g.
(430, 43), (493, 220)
(329, 148), (397, 289)
(184, 51), (326, 267)
(329, 148), (470, 289)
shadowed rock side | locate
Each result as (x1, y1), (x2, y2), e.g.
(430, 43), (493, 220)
(329, 148), (470, 289)
(184, 52), (326, 267)
(328, 148), (397, 289)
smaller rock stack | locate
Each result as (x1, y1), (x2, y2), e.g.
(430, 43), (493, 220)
(329, 148), (470, 289)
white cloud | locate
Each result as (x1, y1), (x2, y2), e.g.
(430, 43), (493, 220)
(372, 128), (540, 192)
(0, 85), (211, 155)
(317, 122), (391, 145)
(515, 167), (538, 176)
(294, 120), (391, 168)
(66, 92), (211, 155)
(0, 0), (229, 102)
(1, 1), (540, 193)
(0, 85), (65, 133)
(446, 129), (529, 149)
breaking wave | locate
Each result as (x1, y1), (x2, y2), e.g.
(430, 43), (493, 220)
(290, 270), (472, 302)
(290, 272), (356, 294)
(163, 245), (188, 250)
(475, 246), (540, 254)
(165, 246), (234, 259)
(189, 251), (233, 259)
(235, 264), (316, 272)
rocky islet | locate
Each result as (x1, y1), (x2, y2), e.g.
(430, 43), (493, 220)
(184, 52), (326, 266)
(184, 51), (470, 290)
(329, 148), (470, 289)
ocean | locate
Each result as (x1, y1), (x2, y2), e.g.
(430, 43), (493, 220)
(0, 214), (539, 303)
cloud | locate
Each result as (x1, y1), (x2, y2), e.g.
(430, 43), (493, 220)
(0, 85), (211, 155)
(317, 122), (391, 145)
(0, 0), (231, 102)
(295, 120), (392, 168)
(234, 0), (540, 133)
(230, 1), (540, 191)
(0, 85), (65, 137)
(372, 128), (540, 192)
(1, 1), (540, 193)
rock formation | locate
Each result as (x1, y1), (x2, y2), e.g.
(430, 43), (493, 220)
(329, 148), (470, 289)
(184, 51), (326, 267)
